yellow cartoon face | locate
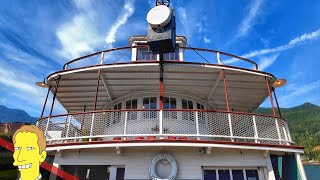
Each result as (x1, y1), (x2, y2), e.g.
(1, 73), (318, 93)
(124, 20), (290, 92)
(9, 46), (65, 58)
(13, 131), (46, 179)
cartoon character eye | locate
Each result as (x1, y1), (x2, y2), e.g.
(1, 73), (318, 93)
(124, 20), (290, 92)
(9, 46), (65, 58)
(27, 147), (35, 150)
(14, 147), (21, 150)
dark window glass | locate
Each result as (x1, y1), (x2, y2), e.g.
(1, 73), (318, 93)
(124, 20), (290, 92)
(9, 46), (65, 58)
(182, 99), (188, 109)
(164, 46), (179, 61)
(232, 170), (244, 180)
(188, 100), (193, 109)
(132, 99), (137, 109)
(143, 98), (150, 109)
(218, 170), (231, 180)
(164, 97), (170, 109)
(114, 103), (122, 110)
(171, 98), (176, 109)
(246, 170), (259, 180)
(126, 100), (131, 109)
(182, 99), (193, 109)
(204, 170), (217, 180)
(197, 103), (204, 110)
(116, 168), (125, 180)
(150, 97), (157, 109)
(136, 46), (156, 61)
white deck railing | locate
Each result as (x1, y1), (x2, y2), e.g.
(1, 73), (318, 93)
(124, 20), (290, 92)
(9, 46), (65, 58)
(37, 110), (293, 145)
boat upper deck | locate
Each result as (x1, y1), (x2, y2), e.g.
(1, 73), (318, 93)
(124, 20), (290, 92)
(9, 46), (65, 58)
(45, 44), (277, 113)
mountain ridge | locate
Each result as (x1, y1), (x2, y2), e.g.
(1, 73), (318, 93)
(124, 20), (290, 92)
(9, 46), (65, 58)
(0, 105), (37, 124)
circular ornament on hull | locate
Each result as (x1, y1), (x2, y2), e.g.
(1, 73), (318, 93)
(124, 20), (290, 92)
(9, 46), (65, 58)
(147, 5), (172, 28)
(150, 153), (177, 180)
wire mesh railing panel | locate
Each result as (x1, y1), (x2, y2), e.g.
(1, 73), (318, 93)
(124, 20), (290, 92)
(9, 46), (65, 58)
(68, 113), (93, 138)
(231, 114), (255, 142)
(163, 111), (197, 135)
(104, 111), (125, 135)
(255, 116), (280, 144)
(38, 118), (48, 133)
(278, 118), (290, 143)
(92, 112), (113, 136)
(126, 111), (159, 134)
(45, 116), (69, 140)
(199, 112), (230, 137)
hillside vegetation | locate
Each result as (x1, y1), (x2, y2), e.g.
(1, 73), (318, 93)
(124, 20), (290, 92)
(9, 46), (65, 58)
(256, 103), (320, 162)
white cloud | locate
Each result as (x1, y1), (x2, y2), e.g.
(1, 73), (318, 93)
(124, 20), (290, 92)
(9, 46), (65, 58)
(258, 54), (279, 71)
(203, 36), (211, 44)
(279, 80), (320, 105)
(289, 29), (320, 45)
(105, 0), (135, 47)
(236, 0), (263, 38)
(56, 10), (103, 60)
(225, 28), (320, 64)
(0, 65), (39, 95)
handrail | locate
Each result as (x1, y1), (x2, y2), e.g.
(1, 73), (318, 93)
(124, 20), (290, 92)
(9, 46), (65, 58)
(62, 45), (259, 71)
(37, 109), (284, 122)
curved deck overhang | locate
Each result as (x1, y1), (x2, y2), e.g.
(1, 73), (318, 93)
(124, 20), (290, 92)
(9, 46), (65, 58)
(46, 139), (304, 154)
(46, 61), (277, 112)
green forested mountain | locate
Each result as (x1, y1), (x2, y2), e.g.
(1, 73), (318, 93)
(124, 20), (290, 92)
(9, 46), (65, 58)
(256, 103), (320, 162)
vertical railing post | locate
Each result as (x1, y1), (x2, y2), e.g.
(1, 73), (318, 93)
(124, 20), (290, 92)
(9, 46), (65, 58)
(159, 110), (163, 138)
(285, 122), (292, 142)
(228, 113), (234, 142)
(195, 111), (200, 140)
(124, 111), (128, 136)
(44, 117), (51, 137)
(89, 113), (95, 141)
(65, 115), (72, 138)
(275, 118), (282, 144)
(283, 126), (289, 145)
(100, 52), (105, 65)
(252, 115), (259, 143)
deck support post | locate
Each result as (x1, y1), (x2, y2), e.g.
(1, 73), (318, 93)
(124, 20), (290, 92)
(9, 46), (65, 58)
(295, 152), (307, 180)
(46, 76), (61, 136)
(94, 69), (101, 111)
(40, 86), (51, 118)
(272, 87), (282, 118)
(222, 69), (230, 111)
(265, 151), (276, 180)
(265, 77), (276, 117)
(49, 76), (61, 117)
(159, 53), (164, 110)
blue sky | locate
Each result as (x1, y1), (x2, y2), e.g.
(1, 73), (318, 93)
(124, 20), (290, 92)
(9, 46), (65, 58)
(0, 0), (319, 117)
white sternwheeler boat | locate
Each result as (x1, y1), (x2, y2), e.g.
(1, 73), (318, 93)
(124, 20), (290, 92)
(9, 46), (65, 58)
(36, 1), (307, 179)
